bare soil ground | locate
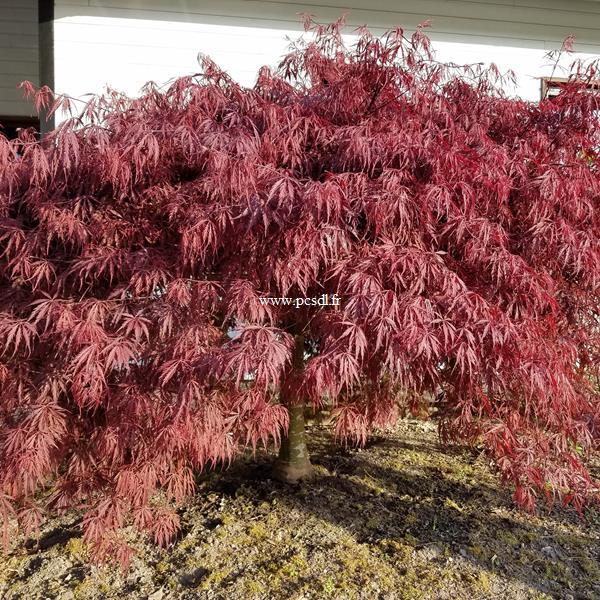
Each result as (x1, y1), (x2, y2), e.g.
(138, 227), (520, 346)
(1, 419), (599, 600)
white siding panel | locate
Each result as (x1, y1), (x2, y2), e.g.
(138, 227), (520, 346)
(0, 20), (37, 35)
(52, 1), (600, 114)
(1, 0), (599, 121)
(1, 47), (39, 62)
(0, 0), (38, 118)
(54, 17), (294, 98)
(0, 61), (37, 77)
(0, 99), (36, 116)
(55, 0), (600, 47)
(0, 0), (37, 7)
(0, 33), (38, 48)
(0, 88), (36, 117)
(0, 7), (36, 22)
(87, 0), (600, 29)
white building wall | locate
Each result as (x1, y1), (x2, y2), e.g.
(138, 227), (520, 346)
(51, 0), (600, 112)
(0, 0), (38, 117)
(52, 0), (600, 49)
(52, 16), (600, 107)
(0, 0), (598, 120)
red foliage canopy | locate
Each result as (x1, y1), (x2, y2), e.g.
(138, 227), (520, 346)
(0, 18), (599, 564)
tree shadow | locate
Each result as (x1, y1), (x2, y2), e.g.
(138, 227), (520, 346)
(10, 423), (597, 599)
(199, 425), (600, 599)
(23, 518), (82, 553)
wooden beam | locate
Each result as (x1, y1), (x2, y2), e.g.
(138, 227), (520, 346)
(39, 0), (54, 133)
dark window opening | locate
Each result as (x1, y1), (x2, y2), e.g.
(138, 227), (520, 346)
(541, 77), (600, 99)
(0, 116), (40, 140)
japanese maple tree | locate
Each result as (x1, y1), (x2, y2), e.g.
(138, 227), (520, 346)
(0, 17), (599, 565)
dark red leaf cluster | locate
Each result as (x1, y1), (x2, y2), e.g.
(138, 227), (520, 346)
(0, 18), (599, 565)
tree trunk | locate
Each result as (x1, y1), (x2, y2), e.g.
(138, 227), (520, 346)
(273, 335), (313, 483)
